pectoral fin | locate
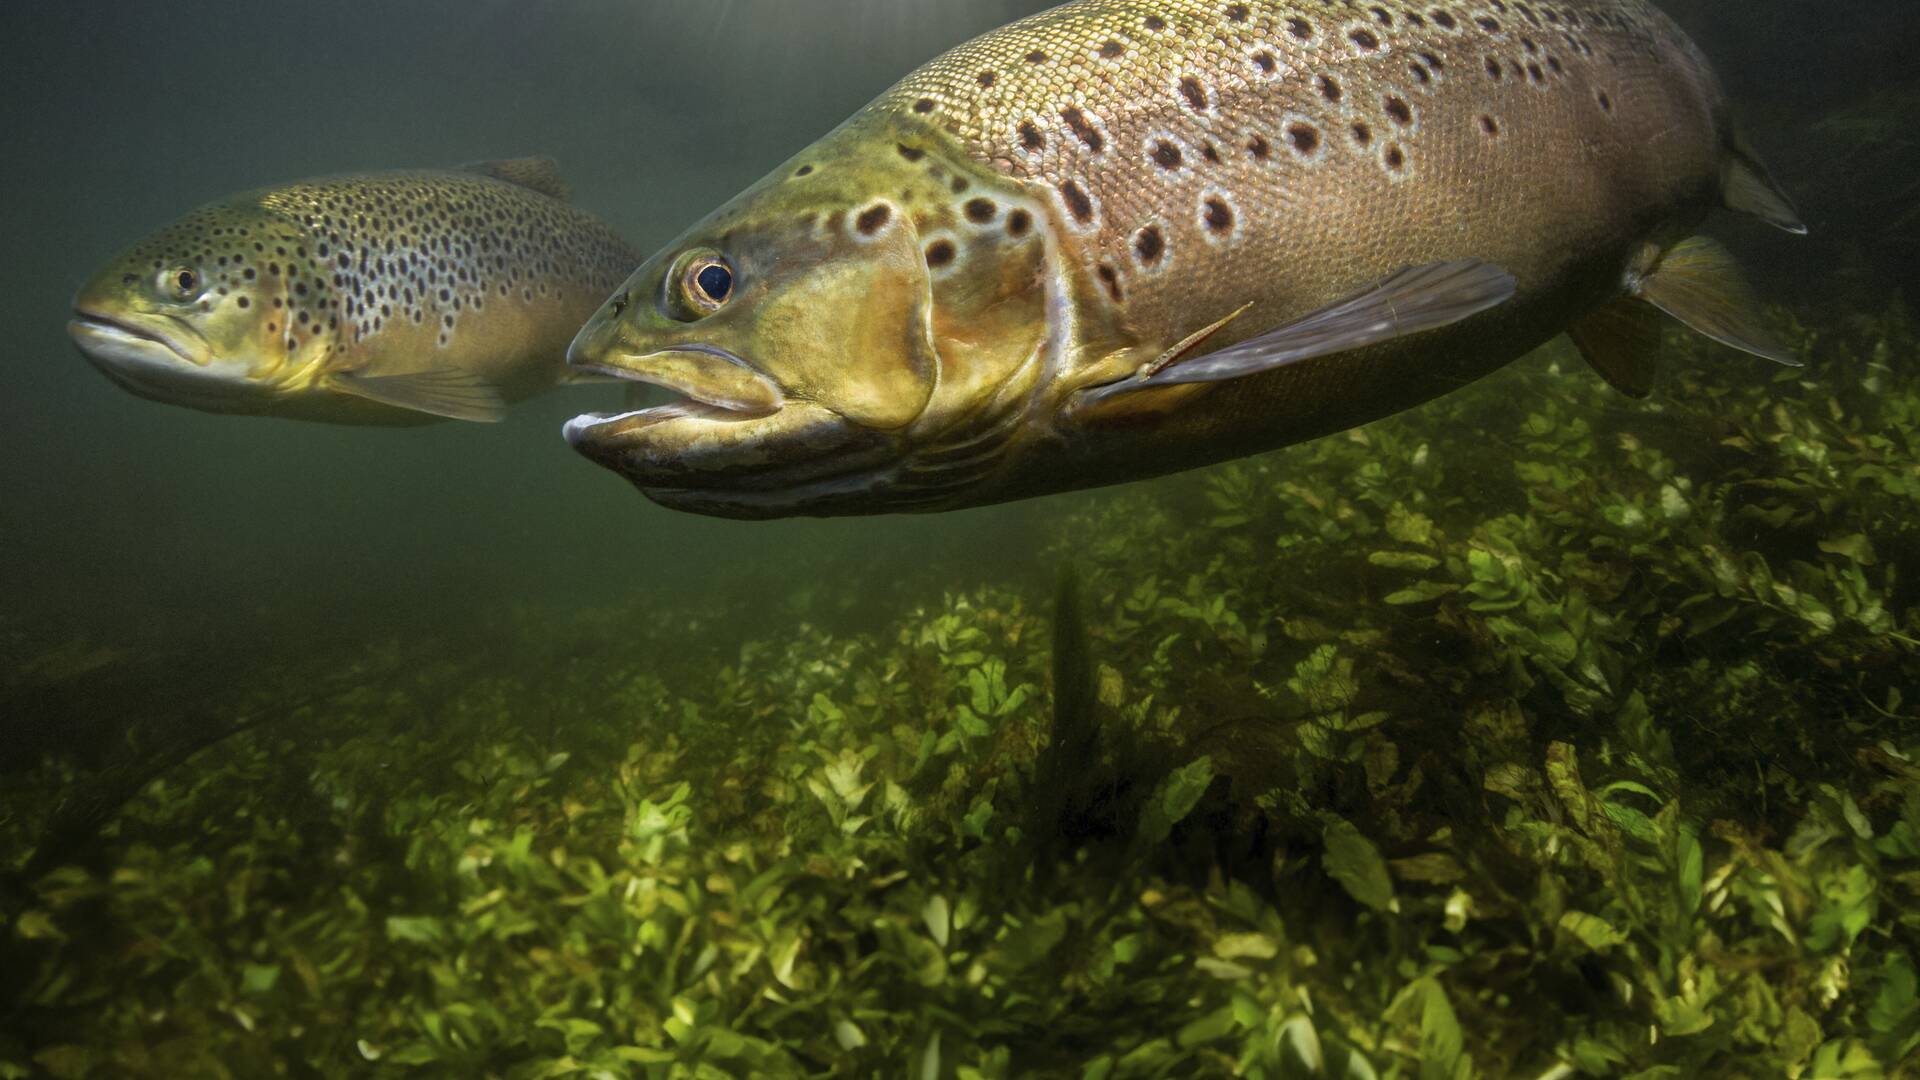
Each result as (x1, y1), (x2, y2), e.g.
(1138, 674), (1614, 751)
(334, 368), (506, 422)
(1570, 298), (1666, 398)
(1081, 260), (1516, 411)
(1633, 236), (1801, 368)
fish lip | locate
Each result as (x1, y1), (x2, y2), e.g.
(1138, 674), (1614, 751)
(565, 344), (784, 440)
(68, 308), (208, 367)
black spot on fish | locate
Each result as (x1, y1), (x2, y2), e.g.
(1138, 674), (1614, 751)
(1252, 50), (1277, 74)
(1597, 89), (1613, 112)
(1486, 57), (1504, 79)
(1224, 3), (1250, 22)
(1318, 75), (1343, 103)
(1249, 134), (1272, 160)
(1370, 6), (1393, 26)
(1202, 142), (1221, 164)
(1385, 97), (1413, 125)
(1097, 263), (1123, 301)
(1134, 225), (1165, 265)
(1006, 209), (1032, 237)
(1100, 40), (1125, 59)
(1059, 180), (1095, 225)
(1350, 28), (1381, 51)
(898, 143), (926, 162)
(1287, 16), (1314, 39)
(1019, 120), (1045, 152)
(1479, 114), (1500, 136)
(978, 69), (997, 87)
(1352, 120), (1375, 145)
(914, 98), (937, 114)
(1203, 196), (1234, 234)
(925, 239), (956, 267)
(1061, 107), (1105, 152)
(1151, 140), (1184, 169)
(1477, 15), (1501, 32)
(1026, 49), (1048, 64)
(794, 164), (814, 177)
(1178, 76), (1209, 112)
(965, 198), (998, 223)
(856, 204), (892, 235)
(1145, 14), (1167, 30)
(1287, 123), (1321, 154)
(1385, 145), (1407, 170)
(236, 296), (249, 308)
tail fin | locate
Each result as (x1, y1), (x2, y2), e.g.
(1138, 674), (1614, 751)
(1723, 128), (1807, 235)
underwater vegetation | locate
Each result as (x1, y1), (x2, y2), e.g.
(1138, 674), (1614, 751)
(3, 302), (1919, 1077)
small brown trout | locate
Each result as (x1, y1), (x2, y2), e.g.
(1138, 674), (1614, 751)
(71, 158), (637, 423)
(563, 1), (1803, 516)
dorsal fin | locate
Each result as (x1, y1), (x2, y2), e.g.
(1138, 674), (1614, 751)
(459, 157), (569, 201)
(1722, 129), (1806, 235)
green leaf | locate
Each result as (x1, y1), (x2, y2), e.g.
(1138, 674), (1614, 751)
(1369, 551), (1442, 571)
(1139, 756), (1216, 845)
(384, 915), (446, 945)
(1176, 1005), (1237, 1048)
(1384, 581), (1460, 605)
(241, 963), (281, 994)
(1558, 911), (1627, 952)
(1868, 953), (1917, 1036)
(1323, 818), (1395, 912)
(1818, 533), (1878, 565)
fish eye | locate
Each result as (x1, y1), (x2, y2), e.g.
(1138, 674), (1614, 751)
(164, 267), (200, 300)
(695, 262), (733, 304)
(665, 251), (735, 321)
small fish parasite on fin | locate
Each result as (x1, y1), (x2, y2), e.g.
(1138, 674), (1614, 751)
(1722, 132), (1807, 235)
(460, 157), (569, 201)
(1087, 260), (1516, 407)
(1634, 237), (1802, 368)
(1570, 298), (1666, 399)
(333, 367), (507, 422)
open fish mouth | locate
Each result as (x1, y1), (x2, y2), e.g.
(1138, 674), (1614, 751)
(562, 344), (784, 443)
(68, 309), (209, 368)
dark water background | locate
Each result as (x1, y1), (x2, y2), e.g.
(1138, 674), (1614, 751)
(0, 0), (1913, 743)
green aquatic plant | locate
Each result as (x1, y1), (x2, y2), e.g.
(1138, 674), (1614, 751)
(3, 305), (1919, 1077)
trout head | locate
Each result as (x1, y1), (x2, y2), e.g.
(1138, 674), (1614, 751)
(564, 118), (1071, 517)
(69, 198), (318, 414)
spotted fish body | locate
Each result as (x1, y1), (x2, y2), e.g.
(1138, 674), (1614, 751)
(564, 1), (1799, 516)
(72, 159), (638, 423)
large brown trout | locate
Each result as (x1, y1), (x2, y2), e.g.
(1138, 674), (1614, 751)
(71, 159), (637, 423)
(564, 1), (1803, 516)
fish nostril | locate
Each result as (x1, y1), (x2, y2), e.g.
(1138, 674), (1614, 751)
(610, 291), (628, 317)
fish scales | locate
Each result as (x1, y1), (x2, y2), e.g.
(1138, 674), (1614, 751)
(562, 1), (1797, 516)
(256, 171), (633, 391)
(873, 0), (1717, 396)
(73, 161), (637, 423)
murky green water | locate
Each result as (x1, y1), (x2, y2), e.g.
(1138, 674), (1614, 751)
(2, 2), (1916, 1076)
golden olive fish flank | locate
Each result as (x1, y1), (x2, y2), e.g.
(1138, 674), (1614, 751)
(564, 0), (1803, 516)
(71, 158), (638, 424)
